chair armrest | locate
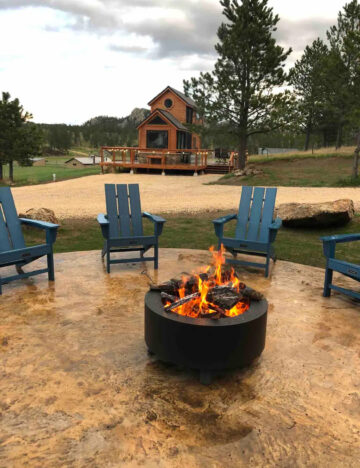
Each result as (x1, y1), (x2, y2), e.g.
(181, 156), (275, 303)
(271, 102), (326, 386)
(20, 218), (59, 230)
(212, 214), (237, 239)
(321, 233), (360, 258)
(142, 212), (166, 224)
(97, 214), (109, 239)
(97, 213), (109, 226)
(213, 214), (237, 225)
(142, 212), (166, 237)
(269, 218), (282, 231)
(321, 233), (360, 244)
(268, 217), (282, 243)
(20, 218), (59, 244)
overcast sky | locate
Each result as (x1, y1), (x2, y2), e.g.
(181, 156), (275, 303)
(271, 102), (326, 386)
(0, 0), (348, 124)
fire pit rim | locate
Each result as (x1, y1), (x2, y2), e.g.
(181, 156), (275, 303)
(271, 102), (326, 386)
(145, 290), (268, 327)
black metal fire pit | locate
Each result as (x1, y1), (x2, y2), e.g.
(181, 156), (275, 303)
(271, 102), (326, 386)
(145, 290), (268, 384)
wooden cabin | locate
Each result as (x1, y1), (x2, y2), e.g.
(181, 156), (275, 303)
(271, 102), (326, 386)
(137, 86), (202, 152)
(100, 86), (234, 175)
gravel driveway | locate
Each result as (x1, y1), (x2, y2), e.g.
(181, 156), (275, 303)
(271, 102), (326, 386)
(11, 173), (360, 219)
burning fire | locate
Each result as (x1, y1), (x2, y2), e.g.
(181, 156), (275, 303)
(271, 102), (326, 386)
(164, 245), (250, 318)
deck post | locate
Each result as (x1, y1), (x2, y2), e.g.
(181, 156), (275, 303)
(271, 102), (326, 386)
(100, 148), (104, 174)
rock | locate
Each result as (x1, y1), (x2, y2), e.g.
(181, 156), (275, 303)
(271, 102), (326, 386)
(234, 166), (262, 177)
(277, 199), (354, 228)
(19, 208), (59, 225)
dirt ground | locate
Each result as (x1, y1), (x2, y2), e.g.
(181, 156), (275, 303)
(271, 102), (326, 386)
(1, 249), (360, 466)
(11, 173), (360, 219)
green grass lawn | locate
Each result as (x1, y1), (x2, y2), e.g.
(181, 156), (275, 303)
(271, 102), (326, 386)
(215, 154), (360, 187)
(0, 156), (100, 186)
(23, 212), (360, 269)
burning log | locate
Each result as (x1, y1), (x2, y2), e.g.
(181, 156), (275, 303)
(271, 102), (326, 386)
(150, 279), (182, 295)
(242, 287), (264, 302)
(206, 285), (241, 310)
(164, 292), (201, 312)
(160, 292), (178, 304)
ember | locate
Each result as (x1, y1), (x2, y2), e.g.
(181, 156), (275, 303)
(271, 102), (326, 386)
(150, 245), (264, 319)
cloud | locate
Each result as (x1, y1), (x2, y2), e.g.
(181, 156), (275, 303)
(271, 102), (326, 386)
(0, 0), (221, 58)
(0, 0), (336, 62)
(276, 18), (331, 52)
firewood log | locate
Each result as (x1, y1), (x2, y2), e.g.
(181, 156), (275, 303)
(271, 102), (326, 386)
(164, 292), (201, 312)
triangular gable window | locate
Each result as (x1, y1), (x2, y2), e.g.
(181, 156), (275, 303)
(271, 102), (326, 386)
(148, 115), (167, 125)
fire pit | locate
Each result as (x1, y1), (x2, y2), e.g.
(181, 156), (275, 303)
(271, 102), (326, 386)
(144, 247), (268, 383)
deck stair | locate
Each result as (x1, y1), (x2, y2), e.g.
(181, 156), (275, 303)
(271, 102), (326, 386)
(206, 164), (233, 174)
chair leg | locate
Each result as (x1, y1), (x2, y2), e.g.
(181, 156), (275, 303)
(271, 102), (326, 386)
(265, 253), (271, 278)
(106, 245), (111, 273)
(47, 253), (55, 281)
(101, 243), (107, 258)
(154, 243), (159, 270)
(323, 267), (333, 297)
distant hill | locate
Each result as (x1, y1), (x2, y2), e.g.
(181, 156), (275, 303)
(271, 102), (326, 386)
(38, 108), (150, 152)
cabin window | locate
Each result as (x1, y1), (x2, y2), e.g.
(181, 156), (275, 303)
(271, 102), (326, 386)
(164, 99), (173, 108)
(177, 131), (192, 149)
(148, 115), (167, 125)
(146, 130), (168, 149)
(186, 106), (193, 124)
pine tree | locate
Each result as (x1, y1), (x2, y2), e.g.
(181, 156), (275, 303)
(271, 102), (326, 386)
(0, 92), (43, 182)
(183, 0), (292, 169)
(326, 0), (360, 150)
(289, 39), (329, 151)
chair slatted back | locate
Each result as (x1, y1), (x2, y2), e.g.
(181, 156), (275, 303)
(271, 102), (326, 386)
(105, 184), (143, 238)
(235, 186), (277, 242)
(0, 187), (25, 252)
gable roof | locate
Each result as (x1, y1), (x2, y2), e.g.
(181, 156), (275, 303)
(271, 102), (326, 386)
(65, 156), (110, 165)
(147, 86), (197, 108)
(137, 108), (188, 131)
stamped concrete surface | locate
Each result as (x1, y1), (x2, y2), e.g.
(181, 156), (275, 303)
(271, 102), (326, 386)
(0, 249), (360, 467)
(11, 173), (360, 218)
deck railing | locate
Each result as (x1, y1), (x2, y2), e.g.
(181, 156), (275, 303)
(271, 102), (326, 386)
(100, 146), (212, 172)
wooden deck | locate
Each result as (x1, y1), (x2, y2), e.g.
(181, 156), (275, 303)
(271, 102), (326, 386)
(100, 146), (233, 174)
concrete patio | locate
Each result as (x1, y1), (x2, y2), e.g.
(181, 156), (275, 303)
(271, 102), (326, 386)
(0, 249), (359, 467)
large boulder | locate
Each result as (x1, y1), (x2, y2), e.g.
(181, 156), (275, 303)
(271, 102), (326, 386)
(19, 208), (59, 225)
(277, 199), (355, 228)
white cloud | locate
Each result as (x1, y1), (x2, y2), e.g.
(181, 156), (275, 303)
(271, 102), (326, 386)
(0, 0), (349, 123)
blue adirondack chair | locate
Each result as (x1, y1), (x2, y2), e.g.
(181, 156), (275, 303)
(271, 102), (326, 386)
(97, 184), (166, 272)
(0, 187), (59, 294)
(321, 234), (360, 300)
(213, 186), (282, 277)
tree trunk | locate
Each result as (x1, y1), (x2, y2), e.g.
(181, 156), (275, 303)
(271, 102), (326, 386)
(304, 126), (311, 151)
(236, 135), (247, 170)
(9, 160), (14, 183)
(352, 131), (360, 179)
(0, 163), (3, 181)
(335, 123), (343, 150)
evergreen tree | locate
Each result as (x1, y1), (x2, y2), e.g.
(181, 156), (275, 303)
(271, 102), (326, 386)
(184, 0), (292, 169)
(326, 0), (360, 149)
(0, 92), (43, 182)
(289, 39), (329, 151)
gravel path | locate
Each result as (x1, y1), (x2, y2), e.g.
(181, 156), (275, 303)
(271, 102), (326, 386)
(11, 173), (360, 219)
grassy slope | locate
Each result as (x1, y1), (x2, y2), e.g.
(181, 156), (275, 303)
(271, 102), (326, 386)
(215, 154), (358, 187)
(212, 147), (358, 187)
(24, 212), (360, 269)
(0, 155), (100, 186)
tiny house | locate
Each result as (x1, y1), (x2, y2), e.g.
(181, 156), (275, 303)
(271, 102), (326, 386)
(137, 86), (202, 151)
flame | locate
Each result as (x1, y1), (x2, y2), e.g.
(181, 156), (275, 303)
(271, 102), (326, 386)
(168, 244), (249, 318)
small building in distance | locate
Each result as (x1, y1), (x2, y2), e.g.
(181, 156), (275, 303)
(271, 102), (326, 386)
(137, 86), (202, 152)
(65, 156), (110, 168)
(258, 147), (299, 156)
(30, 157), (46, 166)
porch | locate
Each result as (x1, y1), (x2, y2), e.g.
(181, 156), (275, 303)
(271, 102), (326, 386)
(100, 146), (234, 174)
